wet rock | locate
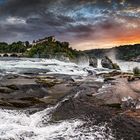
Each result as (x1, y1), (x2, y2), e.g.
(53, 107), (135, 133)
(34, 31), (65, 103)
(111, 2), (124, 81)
(36, 77), (63, 87)
(101, 56), (120, 70)
(123, 110), (140, 120)
(121, 98), (139, 110)
(104, 77), (116, 82)
(89, 57), (97, 67)
(105, 103), (121, 109)
(0, 87), (13, 94)
(101, 56), (113, 69)
(6, 75), (19, 79)
(6, 84), (19, 90)
(0, 100), (13, 107)
(112, 115), (140, 140)
(8, 100), (34, 108)
(112, 63), (120, 70)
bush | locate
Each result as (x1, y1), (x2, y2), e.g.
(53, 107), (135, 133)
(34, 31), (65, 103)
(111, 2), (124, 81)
(133, 67), (140, 75)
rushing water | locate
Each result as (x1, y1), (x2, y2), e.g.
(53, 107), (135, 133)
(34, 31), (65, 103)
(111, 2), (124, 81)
(0, 57), (112, 76)
(0, 57), (139, 76)
(0, 57), (89, 76)
(0, 58), (139, 140)
(0, 104), (114, 140)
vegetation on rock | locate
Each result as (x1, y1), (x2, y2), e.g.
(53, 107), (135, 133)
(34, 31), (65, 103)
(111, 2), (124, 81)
(133, 67), (140, 76)
(25, 39), (84, 60)
(0, 37), (85, 60)
(101, 56), (120, 70)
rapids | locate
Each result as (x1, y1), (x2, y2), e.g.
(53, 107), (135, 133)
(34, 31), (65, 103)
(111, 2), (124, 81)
(0, 57), (139, 140)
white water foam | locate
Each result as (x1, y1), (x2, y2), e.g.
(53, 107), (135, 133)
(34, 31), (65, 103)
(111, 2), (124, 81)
(0, 58), (111, 76)
(0, 107), (115, 140)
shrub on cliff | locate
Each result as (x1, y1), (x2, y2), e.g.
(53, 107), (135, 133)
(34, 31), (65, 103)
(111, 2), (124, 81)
(133, 67), (140, 76)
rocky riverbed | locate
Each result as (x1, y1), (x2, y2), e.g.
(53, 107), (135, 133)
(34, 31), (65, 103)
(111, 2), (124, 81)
(0, 72), (140, 139)
(0, 58), (139, 140)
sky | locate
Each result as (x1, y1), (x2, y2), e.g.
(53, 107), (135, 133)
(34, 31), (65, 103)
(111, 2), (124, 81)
(0, 0), (140, 50)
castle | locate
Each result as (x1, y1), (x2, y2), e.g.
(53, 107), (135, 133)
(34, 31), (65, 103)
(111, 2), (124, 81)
(32, 36), (56, 46)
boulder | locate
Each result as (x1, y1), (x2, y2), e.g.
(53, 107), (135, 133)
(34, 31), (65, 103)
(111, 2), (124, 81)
(101, 56), (114, 69)
(89, 57), (97, 67)
(101, 56), (120, 70)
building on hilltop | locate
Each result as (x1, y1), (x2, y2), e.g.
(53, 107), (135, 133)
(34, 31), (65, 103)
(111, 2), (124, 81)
(32, 36), (56, 46)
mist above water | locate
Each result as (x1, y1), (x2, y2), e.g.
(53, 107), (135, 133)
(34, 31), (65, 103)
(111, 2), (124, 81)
(104, 50), (140, 72)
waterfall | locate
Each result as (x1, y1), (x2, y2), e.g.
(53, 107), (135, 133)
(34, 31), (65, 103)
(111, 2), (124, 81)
(97, 59), (102, 68)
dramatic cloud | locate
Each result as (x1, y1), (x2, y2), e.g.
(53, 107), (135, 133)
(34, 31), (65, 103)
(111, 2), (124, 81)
(0, 0), (140, 49)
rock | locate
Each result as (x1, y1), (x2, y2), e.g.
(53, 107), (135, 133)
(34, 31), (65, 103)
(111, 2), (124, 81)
(97, 70), (121, 77)
(101, 56), (113, 69)
(127, 76), (135, 82)
(8, 100), (33, 108)
(104, 77), (116, 82)
(112, 114), (140, 140)
(105, 103), (121, 109)
(0, 100), (13, 107)
(0, 87), (13, 94)
(101, 56), (120, 70)
(95, 78), (140, 106)
(36, 77), (63, 87)
(6, 84), (19, 90)
(112, 63), (121, 70)
(89, 57), (97, 67)
(121, 98), (139, 110)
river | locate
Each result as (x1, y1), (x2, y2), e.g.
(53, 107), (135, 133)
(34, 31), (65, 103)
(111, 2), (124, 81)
(0, 58), (139, 140)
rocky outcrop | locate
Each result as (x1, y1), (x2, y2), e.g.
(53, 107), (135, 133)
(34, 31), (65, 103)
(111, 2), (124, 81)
(101, 56), (120, 70)
(89, 57), (97, 67)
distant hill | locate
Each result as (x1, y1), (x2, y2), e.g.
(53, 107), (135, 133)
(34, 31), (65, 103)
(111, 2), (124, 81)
(84, 44), (140, 61)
